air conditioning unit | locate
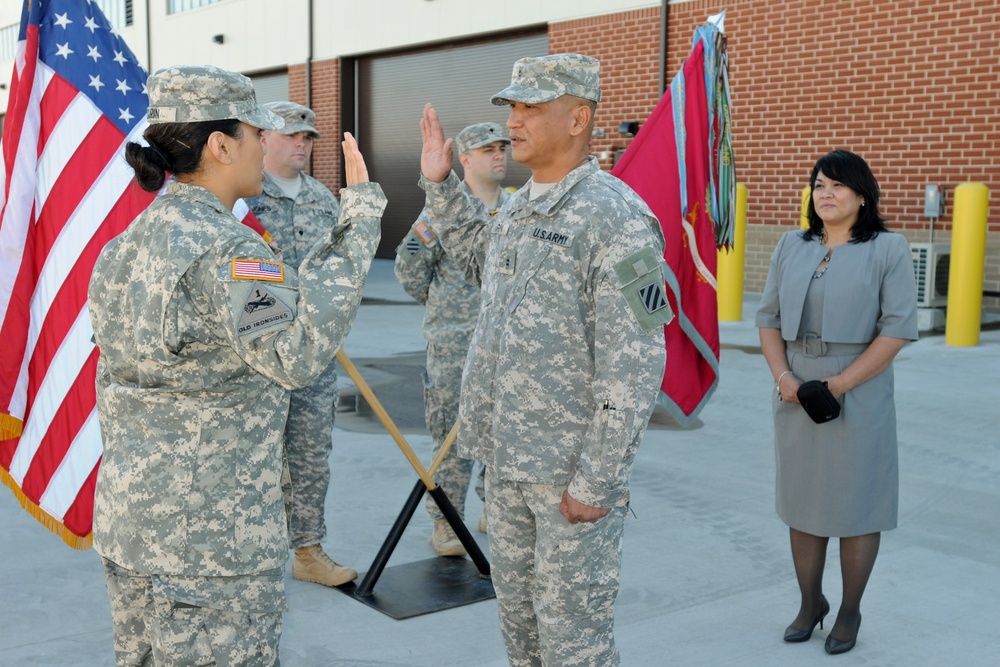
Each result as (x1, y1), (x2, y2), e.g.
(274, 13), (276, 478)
(911, 242), (950, 308)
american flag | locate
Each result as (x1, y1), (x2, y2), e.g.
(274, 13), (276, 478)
(0, 0), (154, 549)
(232, 259), (284, 281)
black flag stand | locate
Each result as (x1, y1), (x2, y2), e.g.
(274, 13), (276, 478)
(332, 350), (494, 619)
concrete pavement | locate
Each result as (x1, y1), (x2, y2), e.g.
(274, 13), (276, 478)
(2, 258), (998, 666)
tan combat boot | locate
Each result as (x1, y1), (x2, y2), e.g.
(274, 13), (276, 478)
(292, 545), (358, 587)
(478, 506), (488, 534)
(431, 518), (467, 557)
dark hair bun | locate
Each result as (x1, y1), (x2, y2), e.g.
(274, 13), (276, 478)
(125, 142), (170, 192)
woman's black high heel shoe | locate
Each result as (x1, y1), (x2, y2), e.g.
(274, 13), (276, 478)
(825, 613), (861, 655)
(783, 596), (830, 642)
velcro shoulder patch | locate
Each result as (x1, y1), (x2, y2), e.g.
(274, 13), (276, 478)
(612, 246), (674, 332)
(414, 219), (437, 245)
(232, 258), (284, 282)
(237, 286), (293, 336)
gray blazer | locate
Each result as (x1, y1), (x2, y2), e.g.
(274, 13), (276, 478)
(756, 230), (918, 343)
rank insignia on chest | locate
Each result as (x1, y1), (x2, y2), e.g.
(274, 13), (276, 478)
(498, 249), (516, 275)
(414, 219), (437, 245)
(232, 259), (285, 282)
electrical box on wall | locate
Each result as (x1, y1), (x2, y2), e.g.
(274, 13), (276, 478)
(924, 184), (945, 218)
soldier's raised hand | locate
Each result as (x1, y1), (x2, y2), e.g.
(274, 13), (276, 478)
(420, 103), (453, 183)
(342, 132), (369, 186)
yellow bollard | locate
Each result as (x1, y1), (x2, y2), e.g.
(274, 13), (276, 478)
(717, 183), (748, 321)
(945, 182), (989, 347)
(800, 185), (811, 230)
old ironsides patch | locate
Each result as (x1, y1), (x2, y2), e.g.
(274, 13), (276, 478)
(237, 286), (293, 336)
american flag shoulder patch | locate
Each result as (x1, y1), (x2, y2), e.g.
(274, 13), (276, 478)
(232, 259), (285, 282)
(414, 219), (437, 245)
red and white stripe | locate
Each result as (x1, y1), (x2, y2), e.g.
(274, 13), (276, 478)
(1, 18), (155, 546)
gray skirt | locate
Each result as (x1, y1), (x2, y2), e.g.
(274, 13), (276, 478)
(773, 340), (899, 537)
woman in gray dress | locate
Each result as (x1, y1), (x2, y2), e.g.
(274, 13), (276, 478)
(756, 150), (918, 655)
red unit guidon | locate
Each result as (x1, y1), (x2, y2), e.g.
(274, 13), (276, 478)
(232, 259), (285, 282)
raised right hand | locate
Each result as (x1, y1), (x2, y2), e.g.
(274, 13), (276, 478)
(420, 103), (453, 183)
(342, 132), (369, 186)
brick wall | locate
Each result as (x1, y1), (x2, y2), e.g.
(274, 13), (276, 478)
(288, 59), (342, 190)
(302, 1), (999, 310)
(549, 8), (662, 172)
(556, 0), (1000, 310)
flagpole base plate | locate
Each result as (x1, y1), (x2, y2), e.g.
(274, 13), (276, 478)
(333, 557), (495, 619)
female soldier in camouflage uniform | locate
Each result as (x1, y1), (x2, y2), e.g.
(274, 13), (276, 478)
(88, 65), (384, 666)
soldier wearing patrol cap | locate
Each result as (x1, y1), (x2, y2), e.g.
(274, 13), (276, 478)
(246, 101), (357, 588)
(419, 54), (672, 666)
(88, 65), (384, 666)
(394, 122), (511, 557)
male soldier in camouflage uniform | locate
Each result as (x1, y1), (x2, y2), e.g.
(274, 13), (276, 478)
(419, 54), (672, 666)
(246, 101), (356, 587)
(89, 65), (383, 665)
(394, 122), (510, 557)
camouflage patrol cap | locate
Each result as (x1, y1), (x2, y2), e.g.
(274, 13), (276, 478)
(145, 65), (283, 130)
(264, 101), (321, 138)
(454, 122), (509, 154)
(491, 53), (601, 106)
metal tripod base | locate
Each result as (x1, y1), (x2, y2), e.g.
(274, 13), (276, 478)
(336, 557), (494, 619)
(332, 478), (494, 619)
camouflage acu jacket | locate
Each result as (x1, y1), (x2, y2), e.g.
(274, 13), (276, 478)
(421, 157), (672, 508)
(247, 172), (341, 269)
(394, 186), (511, 346)
(88, 180), (383, 577)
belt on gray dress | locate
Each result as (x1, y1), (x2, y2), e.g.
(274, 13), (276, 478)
(787, 333), (869, 358)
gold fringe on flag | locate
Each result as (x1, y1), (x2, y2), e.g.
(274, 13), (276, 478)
(1, 467), (93, 550)
(0, 413), (23, 440)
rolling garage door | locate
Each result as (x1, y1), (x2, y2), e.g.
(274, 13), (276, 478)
(354, 30), (548, 257)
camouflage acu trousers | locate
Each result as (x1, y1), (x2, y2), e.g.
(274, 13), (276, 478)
(486, 471), (626, 667)
(101, 558), (283, 666)
(423, 341), (485, 520)
(284, 363), (338, 549)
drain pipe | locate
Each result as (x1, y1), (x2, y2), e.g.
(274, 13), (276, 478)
(659, 0), (669, 96)
(306, 0), (314, 173)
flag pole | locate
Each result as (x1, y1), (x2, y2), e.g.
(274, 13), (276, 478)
(334, 349), (489, 590)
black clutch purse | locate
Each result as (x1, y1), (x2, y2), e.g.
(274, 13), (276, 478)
(797, 380), (841, 424)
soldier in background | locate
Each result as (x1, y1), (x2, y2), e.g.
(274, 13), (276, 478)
(394, 122), (511, 557)
(246, 101), (356, 587)
(419, 55), (672, 665)
(89, 66), (383, 664)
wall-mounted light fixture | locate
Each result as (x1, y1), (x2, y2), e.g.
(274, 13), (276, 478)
(618, 121), (639, 137)
(212, 34), (225, 44)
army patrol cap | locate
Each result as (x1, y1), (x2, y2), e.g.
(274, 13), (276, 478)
(145, 65), (284, 130)
(454, 122), (509, 154)
(491, 53), (601, 106)
(264, 101), (322, 138)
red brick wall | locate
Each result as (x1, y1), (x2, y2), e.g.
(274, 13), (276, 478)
(288, 59), (342, 190)
(302, 1), (999, 306)
(554, 0), (1000, 304)
(549, 8), (662, 171)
